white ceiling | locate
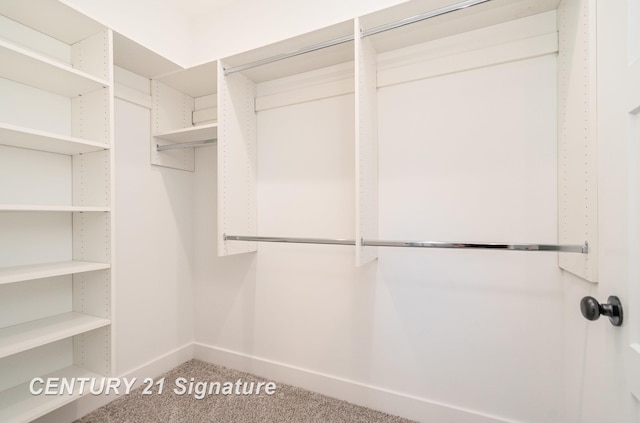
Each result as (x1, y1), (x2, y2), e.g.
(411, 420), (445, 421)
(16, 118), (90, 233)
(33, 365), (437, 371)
(163, 0), (238, 21)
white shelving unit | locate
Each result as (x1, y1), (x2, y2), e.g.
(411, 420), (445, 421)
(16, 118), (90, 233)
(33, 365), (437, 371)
(151, 61), (218, 171)
(217, 0), (589, 268)
(0, 0), (599, 420)
(218, 20), (356, 258)
(0, 0), (114, 420)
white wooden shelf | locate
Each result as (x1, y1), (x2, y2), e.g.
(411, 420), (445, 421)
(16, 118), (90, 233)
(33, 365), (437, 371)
(154, 122), (218, 144)
(359, 0), (560, 53)
(0, 39), (109, 98)
(222, 20), (354, 83)
(155, 61), (217, 98)
(0, 365), (102, 423)
(0, 260), (110, 285)
(0, 123), (110, 155)
(0, 205), (110, 212)
(0, 312), (110, 359)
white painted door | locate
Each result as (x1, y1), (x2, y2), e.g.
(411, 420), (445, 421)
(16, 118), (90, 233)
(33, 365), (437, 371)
(596, 0), (640, 421)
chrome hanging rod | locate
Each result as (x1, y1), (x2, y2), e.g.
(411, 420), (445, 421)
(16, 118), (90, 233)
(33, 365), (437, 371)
(223, 0), (492, 76)
(363, 239), (588, 253)
(226, 234), (355, 246)
(157, 139), (216, 152)
(360, 0), (492, 38)
(224, 235), (588, 254)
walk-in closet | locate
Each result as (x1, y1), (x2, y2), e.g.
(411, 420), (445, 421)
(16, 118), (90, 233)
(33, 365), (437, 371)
(0, 0), (638, 422)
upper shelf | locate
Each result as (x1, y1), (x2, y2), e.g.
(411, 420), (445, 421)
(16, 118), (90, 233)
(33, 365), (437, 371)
(113, 32), (181, 80)
(359, 0), (560, 53)
(156, 61), (218, 98)
(0, 122), (109, 155)
(154, 123), (218, 144)
(0, 39), (109, 97)
(0, 0), (105, 45)
(220, 0), (560, 83)
(222, 20), (354, 83)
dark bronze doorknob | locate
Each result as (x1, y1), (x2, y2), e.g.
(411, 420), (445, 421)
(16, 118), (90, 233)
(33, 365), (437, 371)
(580, 296), (623, 326)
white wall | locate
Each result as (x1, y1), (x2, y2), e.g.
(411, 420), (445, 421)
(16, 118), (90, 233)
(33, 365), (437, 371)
(194, 51), (562, 422)
(113, 96), (195, 375)
(375, 55), (561, 421)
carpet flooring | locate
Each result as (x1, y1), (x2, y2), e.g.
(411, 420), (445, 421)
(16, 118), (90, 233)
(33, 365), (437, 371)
(75, 359), (417, 423)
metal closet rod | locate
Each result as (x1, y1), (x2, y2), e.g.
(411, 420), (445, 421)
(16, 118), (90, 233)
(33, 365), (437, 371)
(224, 235), (589, 254)
(360, 0), (492, 37)
(223, 0), (491, 76)
(156, 139), (216, 152)
(224, 34), (354, 75)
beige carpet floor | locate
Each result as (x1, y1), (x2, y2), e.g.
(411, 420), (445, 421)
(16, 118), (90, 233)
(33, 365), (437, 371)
(75, 359), (417, 423)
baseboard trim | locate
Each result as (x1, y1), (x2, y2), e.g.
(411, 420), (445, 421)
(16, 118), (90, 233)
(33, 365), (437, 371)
(33, 343), (194, 423)
(34, 342), (524, 423)
(193, 342), (519, 423)
(114, 343), (194, 386)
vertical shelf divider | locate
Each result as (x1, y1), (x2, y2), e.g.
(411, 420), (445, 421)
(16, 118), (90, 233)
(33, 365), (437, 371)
(557, 0), (598, 282)
(71, 27), (114, 377)
(355, 18), (379, 266)
(217, 60), (258, 256)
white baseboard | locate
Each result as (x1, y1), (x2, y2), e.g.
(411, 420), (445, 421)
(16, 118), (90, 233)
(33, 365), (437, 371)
(32, 342), (523, 423)
(32, 343), (194, 423)
(114, 343), (194, 388)
(193, 342), (518, 423)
